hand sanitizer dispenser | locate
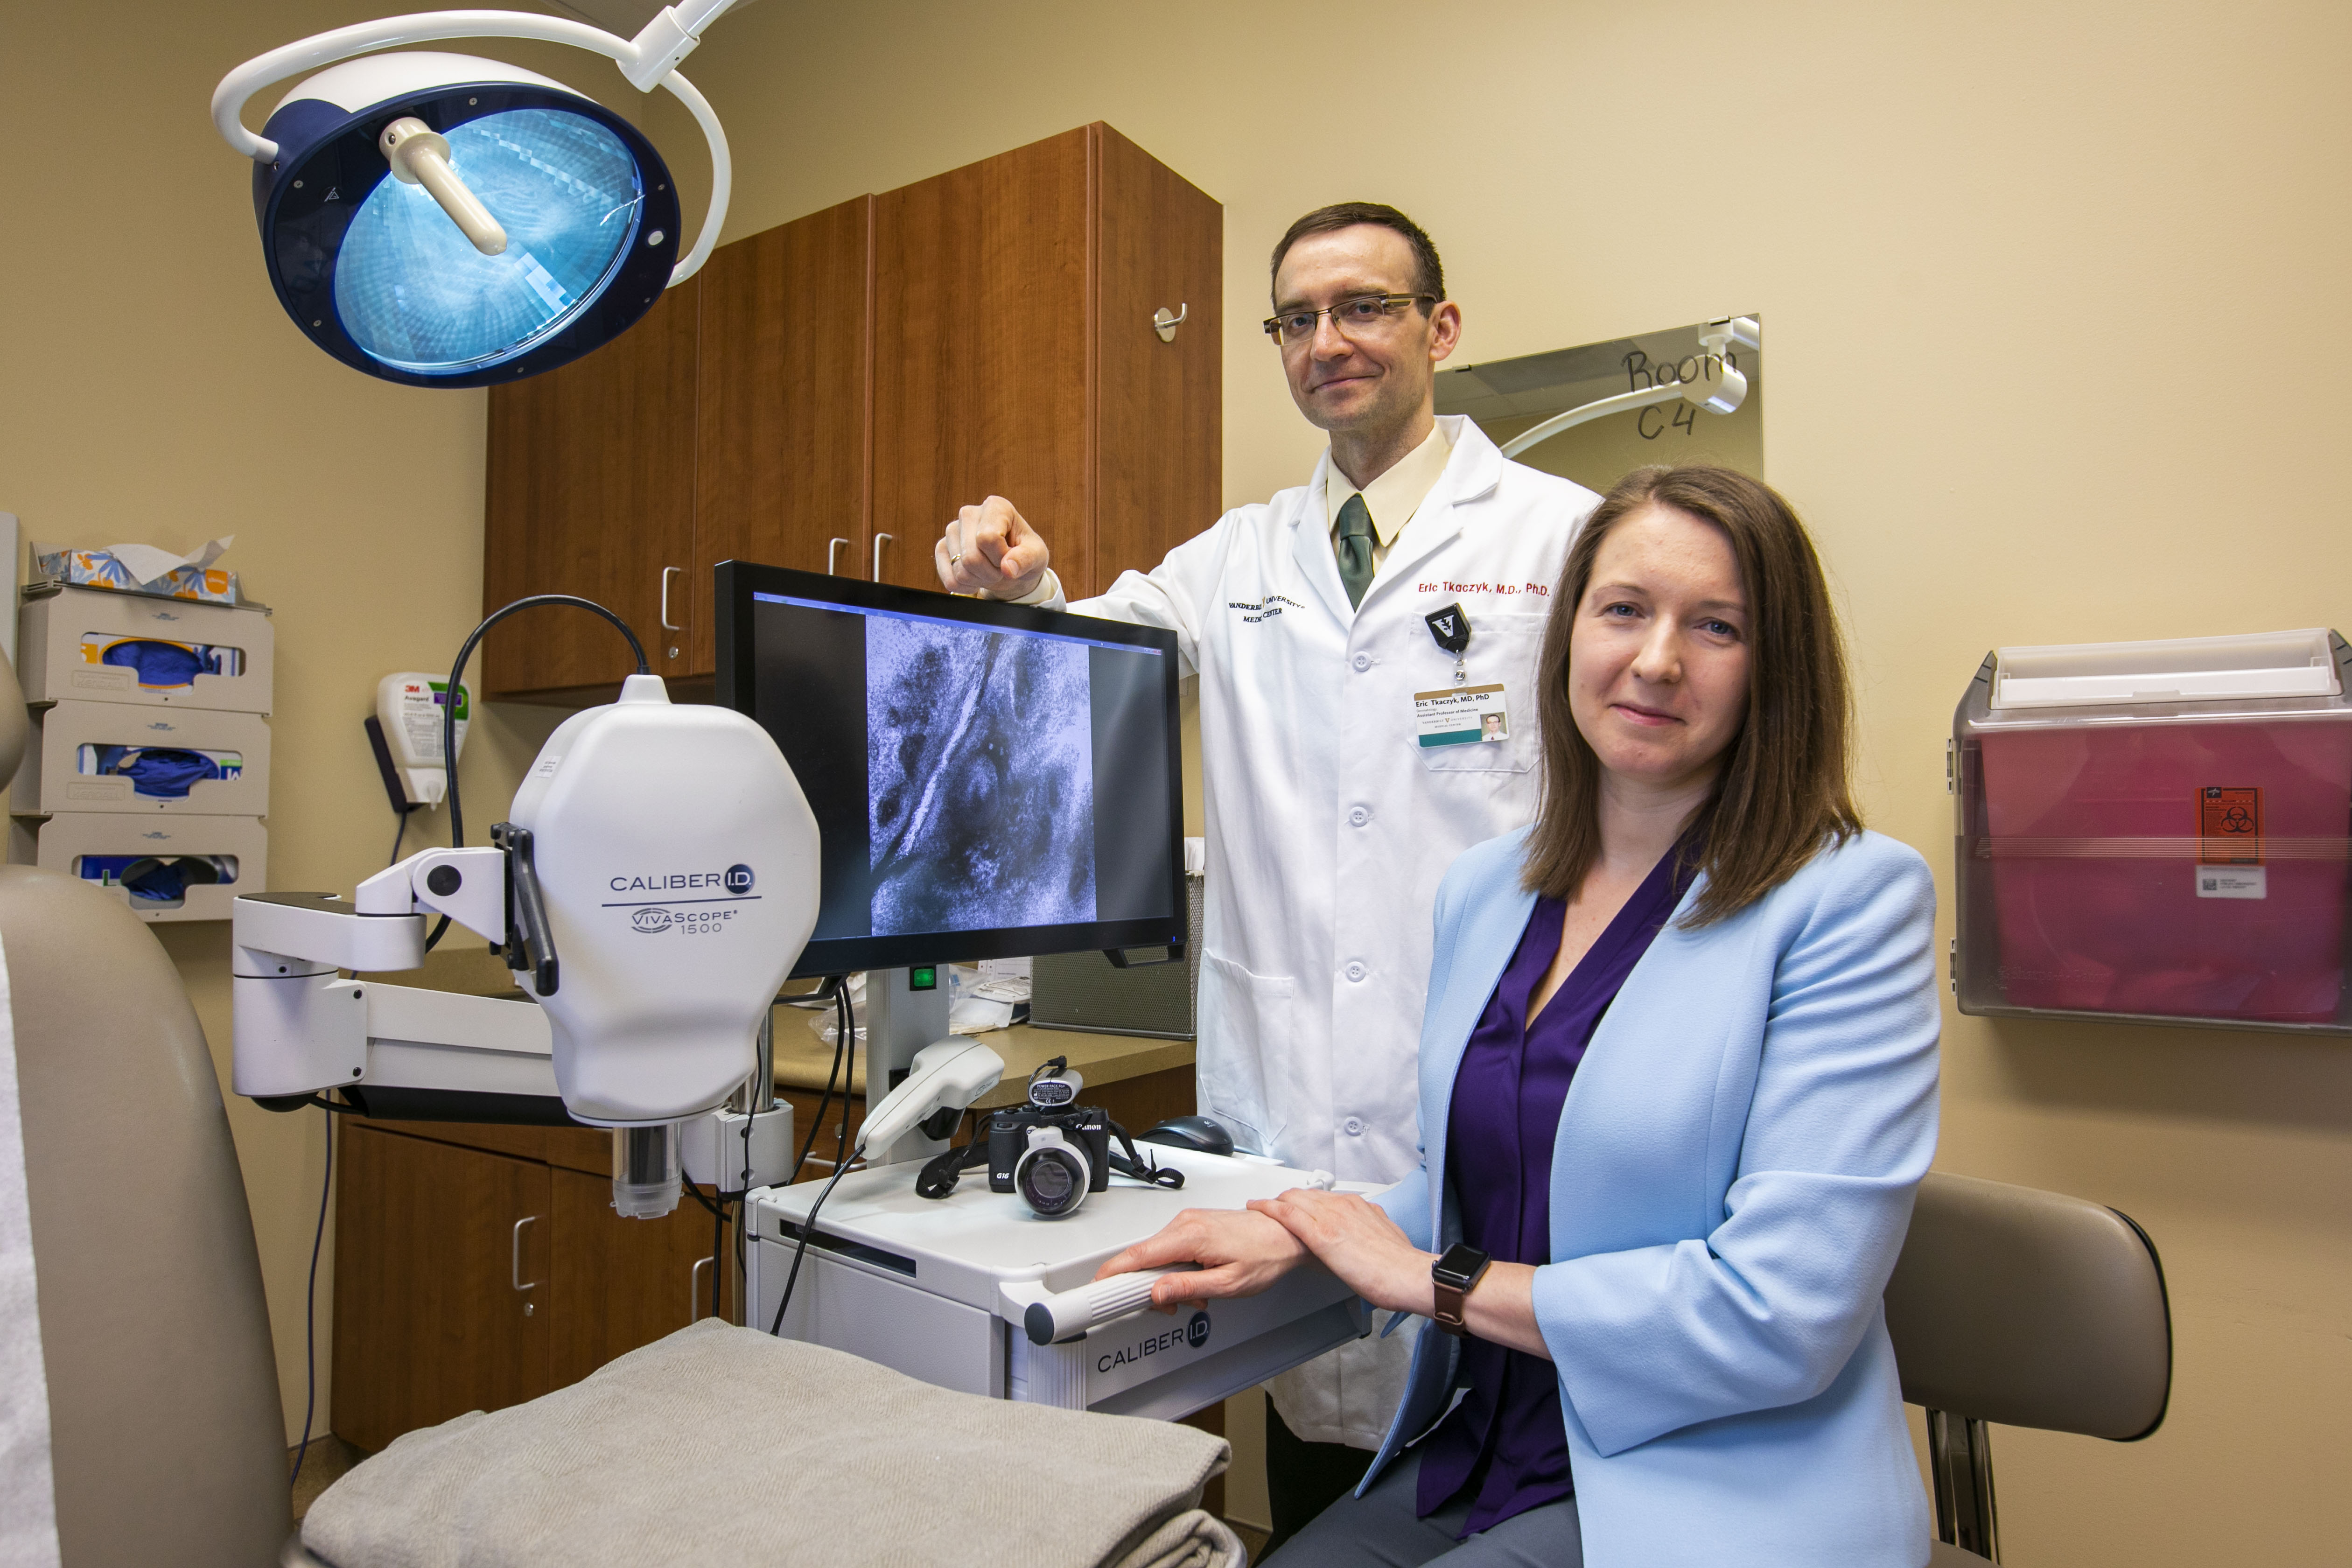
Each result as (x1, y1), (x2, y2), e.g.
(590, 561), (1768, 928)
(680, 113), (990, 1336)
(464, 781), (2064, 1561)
(374, 672), (469, 807)
(1953, 627), (2352, 1032)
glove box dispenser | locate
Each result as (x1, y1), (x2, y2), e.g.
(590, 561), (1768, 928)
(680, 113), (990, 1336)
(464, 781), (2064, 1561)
(1953, 628), (2352, 1033)
(10, 701), (269, 816)
(7, 812), (267, 923)
(15, 582), (273, 714)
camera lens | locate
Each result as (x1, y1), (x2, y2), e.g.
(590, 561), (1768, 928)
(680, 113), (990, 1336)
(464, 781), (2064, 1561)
(1015, 1144), (1089, 1218)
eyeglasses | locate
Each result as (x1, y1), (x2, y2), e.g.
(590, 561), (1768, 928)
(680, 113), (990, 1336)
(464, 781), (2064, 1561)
(1262, 293), (1436, 346)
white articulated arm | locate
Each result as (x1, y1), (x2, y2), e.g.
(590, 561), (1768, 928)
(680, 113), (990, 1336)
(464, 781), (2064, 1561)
(358, 846), (510, 942)
(230, 846), (531, 1101)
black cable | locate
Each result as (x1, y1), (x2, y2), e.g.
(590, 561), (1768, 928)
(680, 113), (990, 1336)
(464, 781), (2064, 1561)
(787, 979), (848, 1185)
(768, 1159), (853, 1337)
(710, 1178), (727, 1322)
(679, 1176), (724, 1219)
(426, 595), (649, 952)
(289, 1105), (334, 1485)
(836, 1008), (857, 1174)
(769, 979), (865, 1337)
(387, 808), (408, 868)
(732, 1077), (759, 1311)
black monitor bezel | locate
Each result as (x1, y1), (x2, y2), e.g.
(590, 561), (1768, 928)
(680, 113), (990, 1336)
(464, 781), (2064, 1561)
(715, 560), (1188, 979)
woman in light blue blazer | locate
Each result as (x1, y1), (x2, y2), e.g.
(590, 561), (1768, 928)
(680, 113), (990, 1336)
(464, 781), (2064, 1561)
(1100, 464), (1940, 1567)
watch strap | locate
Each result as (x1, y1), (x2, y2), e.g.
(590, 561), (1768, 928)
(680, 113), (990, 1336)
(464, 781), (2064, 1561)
(1431, 1246), (1491, 1337)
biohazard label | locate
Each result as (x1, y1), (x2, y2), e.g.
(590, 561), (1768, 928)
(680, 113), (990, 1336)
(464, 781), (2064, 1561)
(2198, 786), (2262, 864)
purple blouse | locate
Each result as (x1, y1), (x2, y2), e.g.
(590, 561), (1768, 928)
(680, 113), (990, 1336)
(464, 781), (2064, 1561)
(1414, 845), (1695, 1537)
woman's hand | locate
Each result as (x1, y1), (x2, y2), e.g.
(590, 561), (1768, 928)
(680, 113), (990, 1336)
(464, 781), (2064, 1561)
(1247, 1190), (1436, 1318)
(1094, 1207), (1308, 1310)
(1254, 1191), (1553, 1357)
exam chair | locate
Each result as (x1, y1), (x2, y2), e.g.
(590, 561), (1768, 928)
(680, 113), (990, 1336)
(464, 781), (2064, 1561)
(0, 652), (295, 1565)
(1884, 1170), (2173, 1564)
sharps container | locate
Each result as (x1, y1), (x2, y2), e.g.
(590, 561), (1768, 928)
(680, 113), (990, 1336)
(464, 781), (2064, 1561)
(1952, 628), (2352, 1032)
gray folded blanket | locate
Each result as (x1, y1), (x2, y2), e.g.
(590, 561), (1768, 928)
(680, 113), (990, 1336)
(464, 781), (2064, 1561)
(301, 1319), (1240, 1568)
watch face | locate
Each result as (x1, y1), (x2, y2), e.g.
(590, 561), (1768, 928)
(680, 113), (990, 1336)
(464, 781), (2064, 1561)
(1434, 1243), (1489, 1286)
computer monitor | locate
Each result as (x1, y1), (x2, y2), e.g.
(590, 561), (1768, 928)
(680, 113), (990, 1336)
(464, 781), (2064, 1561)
(714, 561), (1186, 978)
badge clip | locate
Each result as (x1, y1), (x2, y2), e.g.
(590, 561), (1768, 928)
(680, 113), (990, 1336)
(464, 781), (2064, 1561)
(1425, 603), (1471, 686)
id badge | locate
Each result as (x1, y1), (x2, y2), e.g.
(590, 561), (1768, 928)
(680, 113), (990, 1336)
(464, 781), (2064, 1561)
(1415, 684), (1511, 747)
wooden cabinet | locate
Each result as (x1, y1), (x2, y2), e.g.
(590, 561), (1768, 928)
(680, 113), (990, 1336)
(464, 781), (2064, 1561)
(690, 196), (875, 672)
(549, 1165), (733, 1390)
(481, 124), (1220, 703)
(872, 123), (1222, 597)
(333, 1120), (732, 1453)
(332, 1125), (551, 1451)
(334, 1059), (1198, 1452)
(482, 280), (701, 702)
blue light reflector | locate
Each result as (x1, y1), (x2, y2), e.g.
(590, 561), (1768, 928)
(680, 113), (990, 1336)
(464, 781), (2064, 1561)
(335, 109), (644, 376)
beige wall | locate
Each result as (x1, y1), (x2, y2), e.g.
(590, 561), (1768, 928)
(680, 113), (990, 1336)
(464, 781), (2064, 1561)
(6, 1), (2348, 1560)
(0, 0), (581, 1442)
(691, 11), (2352, 1558)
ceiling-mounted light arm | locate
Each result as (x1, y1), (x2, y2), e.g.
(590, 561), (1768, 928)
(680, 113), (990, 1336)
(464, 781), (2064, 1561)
(1499, 315), (1761, 461)
(209, 3), (738, 286)
(651, 66), (730, 286)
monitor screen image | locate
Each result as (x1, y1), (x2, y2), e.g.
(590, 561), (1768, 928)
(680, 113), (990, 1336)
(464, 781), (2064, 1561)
(715, 562), (1185, 976)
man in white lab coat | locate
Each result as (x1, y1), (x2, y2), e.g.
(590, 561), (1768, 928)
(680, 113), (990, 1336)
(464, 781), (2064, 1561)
(935, 204), (1600, 1546)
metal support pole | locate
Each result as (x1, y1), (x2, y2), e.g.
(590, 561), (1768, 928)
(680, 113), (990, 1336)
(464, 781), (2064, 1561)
(1926, 1407), (2000, 1561)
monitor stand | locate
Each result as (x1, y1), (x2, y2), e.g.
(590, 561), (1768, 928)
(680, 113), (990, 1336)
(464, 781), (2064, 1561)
(861, 966), (964, 1164)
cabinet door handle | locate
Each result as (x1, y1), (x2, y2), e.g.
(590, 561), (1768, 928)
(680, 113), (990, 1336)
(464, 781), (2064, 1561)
(511, 1215), (538, 1305)
(1153, 303), (1187, 343)
(690, 1254), (714, 1322)
(659, 566), (683, 632)
(872, 533), (893, 582)
(827, 537), (848, 575)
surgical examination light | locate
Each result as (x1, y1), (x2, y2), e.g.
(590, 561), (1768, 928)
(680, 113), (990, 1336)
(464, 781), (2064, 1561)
(210, 4), (744, 387)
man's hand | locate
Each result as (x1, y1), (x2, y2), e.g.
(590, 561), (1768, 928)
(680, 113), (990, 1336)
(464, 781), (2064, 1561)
(1094, 1207), (1308, 1311)
(937, 496), (1052, 599)
(1248, 1190), (1435, 1318)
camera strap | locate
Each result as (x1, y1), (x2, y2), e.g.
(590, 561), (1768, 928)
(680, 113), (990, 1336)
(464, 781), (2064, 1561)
(1108, 1120), (1186, 1190)
(914, 1134), (991, 1200)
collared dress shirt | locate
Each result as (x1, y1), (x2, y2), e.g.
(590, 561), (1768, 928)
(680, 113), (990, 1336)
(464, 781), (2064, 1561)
(1415, 843), (1696, 1537)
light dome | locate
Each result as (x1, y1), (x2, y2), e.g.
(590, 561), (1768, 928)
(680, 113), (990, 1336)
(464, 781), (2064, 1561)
(250, 53), (681, 388)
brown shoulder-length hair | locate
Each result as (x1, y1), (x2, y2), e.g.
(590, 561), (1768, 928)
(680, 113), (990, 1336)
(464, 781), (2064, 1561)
(1523, 464), (1860, 924)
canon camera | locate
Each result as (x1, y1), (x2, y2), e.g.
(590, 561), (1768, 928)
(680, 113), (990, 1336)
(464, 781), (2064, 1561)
(916, 1057), (1183, 1218)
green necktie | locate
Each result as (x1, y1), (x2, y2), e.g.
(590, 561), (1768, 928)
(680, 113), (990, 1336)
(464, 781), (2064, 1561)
(1335, 492), (1376, 609)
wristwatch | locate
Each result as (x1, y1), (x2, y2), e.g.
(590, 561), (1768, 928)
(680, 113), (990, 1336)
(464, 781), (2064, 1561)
(1430, 1243), (1492, 1337)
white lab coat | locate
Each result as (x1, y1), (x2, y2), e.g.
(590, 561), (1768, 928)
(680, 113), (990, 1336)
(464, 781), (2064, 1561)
(1071, 416), (1599, 1446)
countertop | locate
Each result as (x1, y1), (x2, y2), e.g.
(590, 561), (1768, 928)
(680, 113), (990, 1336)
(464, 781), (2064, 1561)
(357, 949), (1192, 1113)
(769, 1005), (1193, 1109)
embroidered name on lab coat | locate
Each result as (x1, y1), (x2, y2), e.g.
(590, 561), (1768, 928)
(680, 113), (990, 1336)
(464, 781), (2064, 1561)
(1414, 581), (1552, 597)
(1228, 595), (1306, 624)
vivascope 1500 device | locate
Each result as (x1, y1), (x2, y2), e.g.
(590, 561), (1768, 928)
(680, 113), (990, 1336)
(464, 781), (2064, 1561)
(916, 1058), (1184, 1218)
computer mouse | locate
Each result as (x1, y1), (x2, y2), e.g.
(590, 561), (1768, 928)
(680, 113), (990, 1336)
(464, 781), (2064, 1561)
(1139, 1114), (1235, 1158)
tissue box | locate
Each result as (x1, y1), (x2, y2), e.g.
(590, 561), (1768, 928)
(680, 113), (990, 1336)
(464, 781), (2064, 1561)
(12, 702), (269, 816)
(7, 812), (266, 923)
(35, 547), (240, 604)
(16, 585), (273, 714)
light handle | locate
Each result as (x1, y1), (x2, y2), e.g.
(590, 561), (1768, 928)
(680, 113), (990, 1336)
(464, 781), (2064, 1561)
(380, 117), (507, 254)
